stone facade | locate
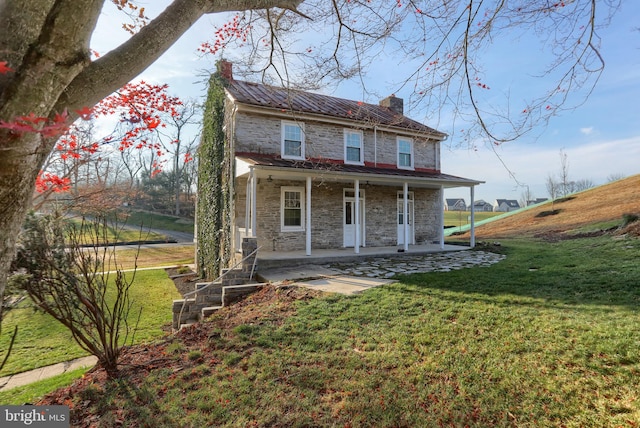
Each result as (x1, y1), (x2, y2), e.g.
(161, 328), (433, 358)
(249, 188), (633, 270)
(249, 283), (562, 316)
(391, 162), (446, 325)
(233, 111), (439, 170)
(235, 177), (441, 252)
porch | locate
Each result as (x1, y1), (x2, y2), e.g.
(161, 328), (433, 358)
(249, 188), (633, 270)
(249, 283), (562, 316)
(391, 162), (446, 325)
(255, 242), (470, 269)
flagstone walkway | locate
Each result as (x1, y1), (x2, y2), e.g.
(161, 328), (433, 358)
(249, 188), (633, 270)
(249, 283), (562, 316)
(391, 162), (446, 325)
(324, 250), (506, 278)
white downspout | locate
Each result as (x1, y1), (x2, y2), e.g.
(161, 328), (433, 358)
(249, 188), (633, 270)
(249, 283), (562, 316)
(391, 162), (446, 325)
(354, 179), (360, 254)
(374, 126), (378, 167)
(306, 176), (312, 256)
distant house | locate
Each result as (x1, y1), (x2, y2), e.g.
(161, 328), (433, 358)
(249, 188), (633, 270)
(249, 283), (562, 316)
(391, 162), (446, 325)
(494, 199), (520, 212)
(445, 198), (466, 211)
(473, 199), (494, 212)
(527, 198), (548, 206)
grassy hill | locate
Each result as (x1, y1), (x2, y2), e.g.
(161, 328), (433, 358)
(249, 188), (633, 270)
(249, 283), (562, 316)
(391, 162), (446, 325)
(468, 174), (640, 239)
(20, 175), (640, 426)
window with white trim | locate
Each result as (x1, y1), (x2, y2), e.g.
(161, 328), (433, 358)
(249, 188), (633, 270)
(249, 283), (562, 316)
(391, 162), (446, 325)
(281, 187), (305, 231)
(344, 130), (364, 165)
(397, 137), (414, 169)
(281, 121), (304, 159)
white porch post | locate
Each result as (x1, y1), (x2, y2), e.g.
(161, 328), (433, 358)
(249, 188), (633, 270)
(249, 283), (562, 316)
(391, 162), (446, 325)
(354, 179), (360, 254)
(245, 171), (251, 238)
(306, 176), (312, 256)
(403, 182), (409, 252)
(250, 167), (257, 238)
(439, 185), (445, 249)
(470, 185), (476, 248)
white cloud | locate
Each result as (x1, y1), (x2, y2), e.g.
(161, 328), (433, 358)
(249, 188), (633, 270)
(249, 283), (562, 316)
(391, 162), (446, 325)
(580, 127), (594, 135)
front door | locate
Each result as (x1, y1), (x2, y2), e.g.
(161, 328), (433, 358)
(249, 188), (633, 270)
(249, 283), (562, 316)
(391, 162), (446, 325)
(397, 191), (415, 245)
(343, 189), (365, 247)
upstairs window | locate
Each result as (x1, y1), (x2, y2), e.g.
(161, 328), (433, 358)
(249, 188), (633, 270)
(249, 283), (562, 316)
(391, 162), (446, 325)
(397, 137), (414, 169)
(344, 130), (364, 165)
(282, 121), (304, 159)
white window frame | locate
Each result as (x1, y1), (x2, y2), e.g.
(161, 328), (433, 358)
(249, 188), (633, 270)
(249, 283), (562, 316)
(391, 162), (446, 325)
(344, 129), (364, 165)
(281, 121), (305, 160)
(397, 137), (414, 170)
(281, 186), (305, 232)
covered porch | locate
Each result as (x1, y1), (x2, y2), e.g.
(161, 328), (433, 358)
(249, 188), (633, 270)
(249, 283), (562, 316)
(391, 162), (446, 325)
(234, 155), (483, 258)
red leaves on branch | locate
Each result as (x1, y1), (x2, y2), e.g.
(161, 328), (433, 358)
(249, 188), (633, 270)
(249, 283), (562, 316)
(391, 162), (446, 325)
(198, 14), (250, 55)
(36, 172), (71, 194)
(94, 80), (182, 154)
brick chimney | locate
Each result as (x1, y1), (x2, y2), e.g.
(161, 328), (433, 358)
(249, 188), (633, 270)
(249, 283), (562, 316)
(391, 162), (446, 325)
(217, 59), (233, 81)
(379, 94), (403, 115)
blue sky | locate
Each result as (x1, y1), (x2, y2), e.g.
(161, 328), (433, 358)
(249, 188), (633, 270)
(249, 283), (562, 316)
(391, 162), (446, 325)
(91, 1), (640, 205)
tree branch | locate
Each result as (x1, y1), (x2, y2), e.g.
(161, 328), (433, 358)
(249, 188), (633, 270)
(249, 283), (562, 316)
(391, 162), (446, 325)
(56, 0), (305, 113)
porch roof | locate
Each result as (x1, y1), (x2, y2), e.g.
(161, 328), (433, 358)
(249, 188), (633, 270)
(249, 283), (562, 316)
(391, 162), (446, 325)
(236, 154), (483, 189)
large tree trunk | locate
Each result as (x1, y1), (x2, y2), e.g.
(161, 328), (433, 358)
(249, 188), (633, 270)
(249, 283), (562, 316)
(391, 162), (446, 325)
(0, 0), (304, 315)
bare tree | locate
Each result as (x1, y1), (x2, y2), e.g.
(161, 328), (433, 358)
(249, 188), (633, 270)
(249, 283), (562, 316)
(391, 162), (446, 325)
(607, 173), (626, 183)
(558, 149), (571, 197)
(520, 186), (534, 208)
(9, 213), (141, 378)
(546, 174), (559, 201)
(155, 101), (201, 216)
(574, 178), (595, 192)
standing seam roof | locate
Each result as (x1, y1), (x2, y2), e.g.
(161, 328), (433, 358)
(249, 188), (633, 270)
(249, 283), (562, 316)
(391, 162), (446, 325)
(225, 80), (446, 138)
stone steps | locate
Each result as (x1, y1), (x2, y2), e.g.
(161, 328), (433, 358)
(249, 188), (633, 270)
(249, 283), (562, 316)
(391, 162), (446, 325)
(172, 237), (261, 331)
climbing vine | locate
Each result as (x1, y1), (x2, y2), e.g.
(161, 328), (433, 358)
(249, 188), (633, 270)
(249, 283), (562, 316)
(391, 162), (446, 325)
(196, 66), (233, 279)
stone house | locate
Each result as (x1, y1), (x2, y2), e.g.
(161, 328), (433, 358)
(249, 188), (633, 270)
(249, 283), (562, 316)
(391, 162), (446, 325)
(215, 62), (482, 258)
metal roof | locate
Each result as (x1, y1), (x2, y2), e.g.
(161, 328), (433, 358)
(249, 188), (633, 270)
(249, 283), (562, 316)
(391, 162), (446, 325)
(225, 80), (446, 138)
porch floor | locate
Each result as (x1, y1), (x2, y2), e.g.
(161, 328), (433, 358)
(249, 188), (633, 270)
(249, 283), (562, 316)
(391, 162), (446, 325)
(256, 243), (470, 269)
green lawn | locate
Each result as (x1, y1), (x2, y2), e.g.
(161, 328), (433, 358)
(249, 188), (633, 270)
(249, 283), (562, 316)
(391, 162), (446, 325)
(68, 235), (640, 426)
(65, 216), (168, 244)
(111, 210), (194, 234)
(444, 210), (501, 227)
(0, 269), (181, 377)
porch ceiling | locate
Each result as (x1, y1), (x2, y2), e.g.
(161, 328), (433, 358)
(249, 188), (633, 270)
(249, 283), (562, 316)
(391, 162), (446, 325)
(236, 155), (483, 189)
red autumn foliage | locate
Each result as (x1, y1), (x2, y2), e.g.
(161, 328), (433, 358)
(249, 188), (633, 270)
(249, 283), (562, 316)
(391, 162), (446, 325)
(0, 68), (189, 194)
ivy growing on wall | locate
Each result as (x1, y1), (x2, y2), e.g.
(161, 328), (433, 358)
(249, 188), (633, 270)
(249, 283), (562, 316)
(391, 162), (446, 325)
(196, 67), (233, 280)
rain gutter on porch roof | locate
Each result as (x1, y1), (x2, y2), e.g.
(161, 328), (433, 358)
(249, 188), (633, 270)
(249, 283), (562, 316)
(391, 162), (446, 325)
(232, 103), (448, 141)
(247, 163), (482, 188)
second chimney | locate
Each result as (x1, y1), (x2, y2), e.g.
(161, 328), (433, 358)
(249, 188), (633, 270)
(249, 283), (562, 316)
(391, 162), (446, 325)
(379, 95), (403, 115)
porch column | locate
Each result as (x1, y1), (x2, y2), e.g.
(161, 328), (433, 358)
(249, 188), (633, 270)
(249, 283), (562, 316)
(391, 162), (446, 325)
(354, 179), (360, 254)
(245, 172), (251, 238)
(439, 185), (445, 249)
(250, 167), (257, 237)
(306, 176), (312, 256)
(403, 182), (409, 252)
(470, 185), (476, 248)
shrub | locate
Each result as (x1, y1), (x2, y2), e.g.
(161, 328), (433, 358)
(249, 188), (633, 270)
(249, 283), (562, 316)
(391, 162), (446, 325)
(10, 213), (140, 379)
